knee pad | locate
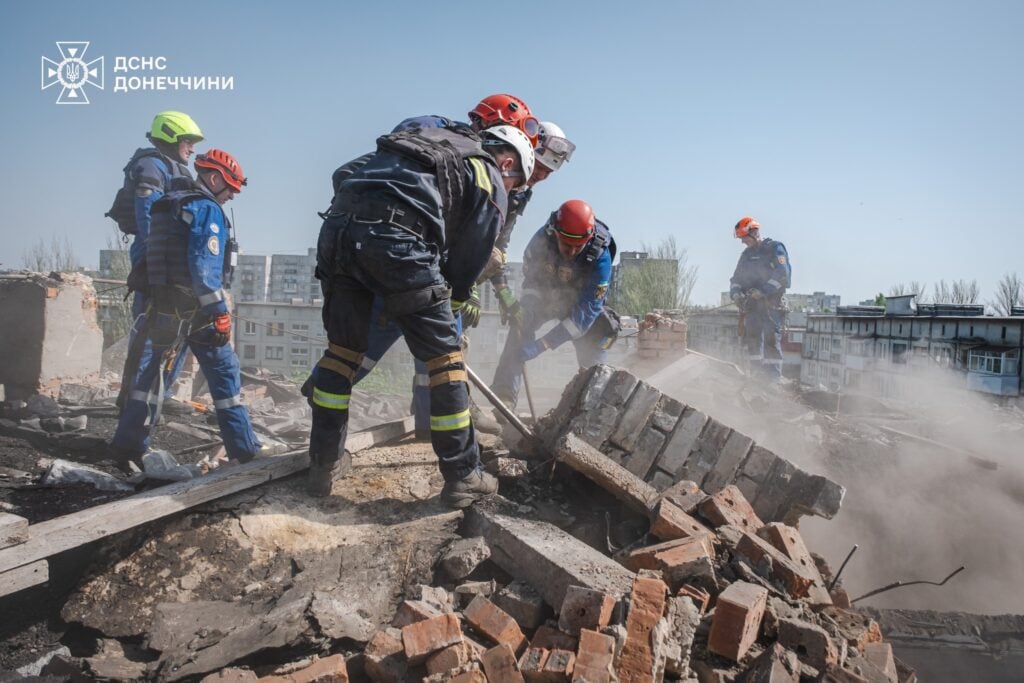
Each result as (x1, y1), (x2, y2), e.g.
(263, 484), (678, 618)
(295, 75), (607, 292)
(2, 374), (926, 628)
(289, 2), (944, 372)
(317, 342), (364, 382)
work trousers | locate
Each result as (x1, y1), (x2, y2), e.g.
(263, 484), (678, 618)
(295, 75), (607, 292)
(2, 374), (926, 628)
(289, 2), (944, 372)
(743, 301), (785, 380)
(311, 216), (479, 482)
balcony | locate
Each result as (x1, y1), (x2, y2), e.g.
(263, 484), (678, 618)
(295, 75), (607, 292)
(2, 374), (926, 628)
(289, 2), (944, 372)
(844, 355), (877, 371)
(967, 372), (1021, 396)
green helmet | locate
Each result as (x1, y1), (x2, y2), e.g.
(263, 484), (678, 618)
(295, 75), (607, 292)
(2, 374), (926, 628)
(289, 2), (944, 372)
(149, 111), (204, 144)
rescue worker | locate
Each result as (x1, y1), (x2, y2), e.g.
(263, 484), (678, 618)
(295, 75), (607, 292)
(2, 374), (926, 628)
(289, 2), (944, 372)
(309, 123), (535, 507)
(329, 95), (543, 439)
(729, 216), (791, 381)
(110, 150), (262, 467)
(490, 200), (617, 410)
(109, 111), (204, 411)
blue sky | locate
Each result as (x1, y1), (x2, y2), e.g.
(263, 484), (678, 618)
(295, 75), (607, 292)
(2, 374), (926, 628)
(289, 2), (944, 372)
(2, 1), (1022, 306)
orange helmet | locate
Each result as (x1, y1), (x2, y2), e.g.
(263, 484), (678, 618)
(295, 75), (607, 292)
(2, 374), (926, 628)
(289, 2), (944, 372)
(469, 93), (540, 146)
(195, 149), (247, 193)
(553, 200), (596, 245)
(734, 216), (761, 238)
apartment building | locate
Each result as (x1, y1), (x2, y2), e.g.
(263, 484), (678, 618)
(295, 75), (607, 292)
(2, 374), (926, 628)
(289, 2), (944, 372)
(236, 254), (271, 303)
(801, 295), (1024, 398)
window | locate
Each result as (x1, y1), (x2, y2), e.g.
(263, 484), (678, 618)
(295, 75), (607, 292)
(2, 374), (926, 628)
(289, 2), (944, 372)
(898, 323), (903, 334)
(969, 349), (1018, 375)
(892, 343), (908, 364)
(941, 324), (946, 336)
(969, 325), (974, 336)
(265, 346), (284, 360)
(292, 323), (310, 331)
(1002, 326), (1007, 340)
(267, 322), (284, 337)
(243, 345), (256, 360)
(291, 346), (309, 355)
(291, 358), (309, 367)
(244, 321), (257, 335)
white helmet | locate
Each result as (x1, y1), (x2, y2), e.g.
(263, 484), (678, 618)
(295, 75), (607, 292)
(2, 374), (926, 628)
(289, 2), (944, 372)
(482, 125), (535, 191)
(535, 121), (576, 172)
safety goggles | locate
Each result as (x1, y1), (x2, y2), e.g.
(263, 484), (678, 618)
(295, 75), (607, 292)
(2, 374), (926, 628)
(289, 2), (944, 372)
(537, 135), (575, 165)
(470, 108), (540, 142)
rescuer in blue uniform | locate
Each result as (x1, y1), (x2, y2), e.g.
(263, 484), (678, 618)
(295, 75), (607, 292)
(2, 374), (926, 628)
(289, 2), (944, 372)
(729, 216), (792, 381)
(110, 149), (261, 467)
(490, 199), (617, 410)
(108, 112), (205, 412)
(309, 123), (535, 507)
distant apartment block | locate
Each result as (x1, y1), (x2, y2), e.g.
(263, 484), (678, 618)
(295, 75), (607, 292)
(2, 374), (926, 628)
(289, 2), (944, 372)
(234, 301), (326, 377)
(685, 306), (803, 374)
(801, 295), (1024, 398)
(236, 254), (271, 303)
(268, 248), (320, 304)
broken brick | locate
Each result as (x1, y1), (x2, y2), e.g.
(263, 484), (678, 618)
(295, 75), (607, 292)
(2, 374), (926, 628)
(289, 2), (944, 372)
(818, 665), (870, 682)
(649, 498), (716, 544)
(541, 649), (576, 681)
(678, 584), (710, 615)
(446, 670), (487, 683)
(530, 626), (578, 653)
(658, 479), (706, 513)
(623, 536), (716, 590)
(616, 575), (668, 682)
(557, 585), (616, 636)
(481, 643), (525, 683)
(735, 531), (816, 599)
(203, 670), (258, 682)
(863, 642), (897, 683)
(821, 607), (883, 653)
(757, 523), (831, 606)
(777, 618), (840, 671)
(463, 595), (527, 654)
(519, 647), (549, 680)
(707, 580), (768, 662)
(737, 642), (800, 683)
(572, 629), (615, 683)
(391, 599), (442, 628)
(426, 642), (477, 677)
(494, 580), (549, 631)
(402, 612), (463, 665)
(697, 484), (764, 532)
(363, 628), (406, 683)
(258, 654), (349, 682)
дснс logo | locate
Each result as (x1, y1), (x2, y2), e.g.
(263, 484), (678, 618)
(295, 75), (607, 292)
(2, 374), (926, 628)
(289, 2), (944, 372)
(41, 41), (104, 104)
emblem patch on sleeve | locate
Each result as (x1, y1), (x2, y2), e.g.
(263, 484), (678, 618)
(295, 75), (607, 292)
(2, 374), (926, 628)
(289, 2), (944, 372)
(209, 223), (220, 234)
(595, 284), (608, 299)
(208, 236), (220, 256)
(778, 255), (787, 265)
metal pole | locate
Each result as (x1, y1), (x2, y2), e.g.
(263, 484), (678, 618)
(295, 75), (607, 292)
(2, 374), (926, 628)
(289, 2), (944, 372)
(521, 363), (538, 422)
(465, 364), (537, 442)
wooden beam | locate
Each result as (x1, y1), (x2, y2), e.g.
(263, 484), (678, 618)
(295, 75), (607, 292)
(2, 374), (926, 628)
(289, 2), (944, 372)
(0, 560), (48, 595)
(0, 417), (414, 589)
(1, 513), (29, 550)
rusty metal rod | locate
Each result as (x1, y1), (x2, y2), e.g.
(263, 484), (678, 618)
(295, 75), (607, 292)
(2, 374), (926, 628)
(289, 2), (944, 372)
(851, 565), (966, 604)
(465, 364), (537, 442)
(828, 543), (859, 592)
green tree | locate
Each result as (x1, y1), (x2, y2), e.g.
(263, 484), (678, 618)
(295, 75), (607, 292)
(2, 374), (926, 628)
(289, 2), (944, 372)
(614, 237), (698, 317)
(21, 234), (79, 272)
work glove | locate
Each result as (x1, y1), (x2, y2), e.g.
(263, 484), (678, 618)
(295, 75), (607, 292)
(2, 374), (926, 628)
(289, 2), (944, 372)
(211, 313), (232, 347)
(519, 338), (550, 362)
(746, 288), (765, 301)
(496, 287), (523, 328)
(452, 286), (482, 328)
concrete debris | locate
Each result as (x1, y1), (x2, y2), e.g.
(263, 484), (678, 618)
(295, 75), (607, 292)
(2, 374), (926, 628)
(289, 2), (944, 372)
(0, 272), (104, 398)
(41, 458), (134, 492)
(141, 449), (201, 482)
(441, 537), (492, 580)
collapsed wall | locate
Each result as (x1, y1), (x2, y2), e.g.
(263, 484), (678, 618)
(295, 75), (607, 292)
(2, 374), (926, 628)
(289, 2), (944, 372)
(0, 272), (103, 398)
(539, 364), (845, 524)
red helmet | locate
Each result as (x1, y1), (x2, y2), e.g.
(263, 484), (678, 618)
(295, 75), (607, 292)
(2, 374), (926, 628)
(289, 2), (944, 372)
(553, 200), (596, 245)
(734, 216), (761, 238)
(469, 93), (540, 146)
(195, 149), (247, 193)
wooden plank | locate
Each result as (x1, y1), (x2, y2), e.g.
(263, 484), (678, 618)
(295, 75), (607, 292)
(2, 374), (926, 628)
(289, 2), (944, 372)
(0, 560), (48, 596)
(0, 417), (414, 577)
(0, 513), (29, 549)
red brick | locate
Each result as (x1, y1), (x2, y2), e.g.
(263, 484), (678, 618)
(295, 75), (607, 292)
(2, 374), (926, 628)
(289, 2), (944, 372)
(616, 576), (668, 682)
(391, 599), (442, 628)
(820, 607), (883, 653)
(697, 485), (764, 532)
(530, 626), (578, 652)
(735, 531), (816, 599)
(206, 670), (258, 682)
(678, 584), (710, 615)
(464, 595), (528, 654)
(618, 536), (716, 573)
(447, 670), (488, 683)
(257, 655), (349, 682)
(649, 499), (716, 543)
(863, 642), (897, 683)
(481, 643), (525, 683)
(707, 580), (768, 662)
(819, 665), (869, 682)
(519, 647), (549, 681)
(757, 523), (831, 606)
(363, 628), (406, 683)
(572, 629), (615, 683)
(557, 585), (616, 636)
(777, 618), (840, 671)
(402, 612), (464, 665)
(426, 641), (476, 676)
(541, 649), (576, 681)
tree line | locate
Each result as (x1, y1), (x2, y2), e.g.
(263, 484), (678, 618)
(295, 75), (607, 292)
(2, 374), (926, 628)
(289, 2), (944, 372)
(886, 274), (1024, 315)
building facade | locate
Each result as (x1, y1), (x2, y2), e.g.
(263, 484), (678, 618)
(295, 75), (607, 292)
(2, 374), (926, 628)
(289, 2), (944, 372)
(801, 296), (1024, 398)
(685, 306), (804, 374)
(236, 254), (271, 303)
(234, 301), (326, 378)
(268, 248), (319, 304)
